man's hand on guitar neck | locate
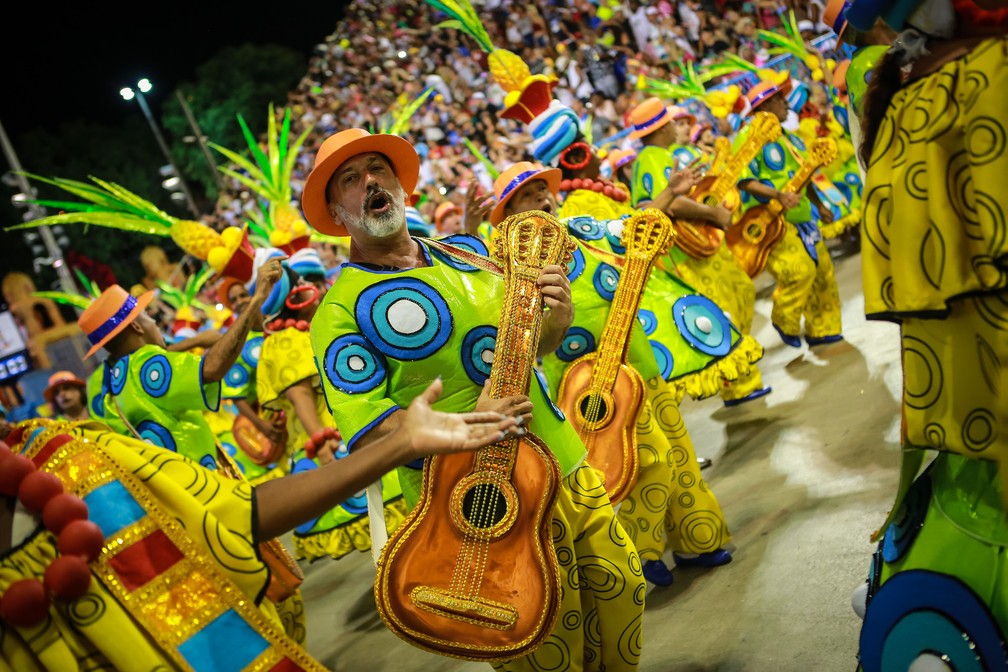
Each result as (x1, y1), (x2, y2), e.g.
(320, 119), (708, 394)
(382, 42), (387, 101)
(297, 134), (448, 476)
(740, 180), (801, 210)
(476, 380), (534, 427)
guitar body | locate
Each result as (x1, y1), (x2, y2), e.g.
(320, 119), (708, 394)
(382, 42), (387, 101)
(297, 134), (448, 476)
(725, 204), (787, 278)
(375, 433), (561, 661)
(556, 354), (643, 503)
(233, 414), (284, 465)
(670, 176), (725, 258)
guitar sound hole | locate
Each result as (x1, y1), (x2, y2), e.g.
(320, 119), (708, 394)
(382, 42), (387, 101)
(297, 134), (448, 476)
(579, 394), (608, 423)
(701, 195), (719, 208)
(745, 224), (763, 242)
(461, 483), (509, 529)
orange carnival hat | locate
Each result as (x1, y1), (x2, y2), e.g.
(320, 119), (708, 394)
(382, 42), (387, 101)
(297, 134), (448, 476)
(669, 105), (696, 127)
(607, 148), (638, 171)
(78, 284), (155, 359)
(301, 128), (421, 237)
(216, 276), (245, 311)
(433, 201), (462, 228)
(627, 97), (674, 140)
(489, 161), (562, 225)
(43, 370), (86, 405)
(746, 77), (791, 111)
(823, 0), (851, 38)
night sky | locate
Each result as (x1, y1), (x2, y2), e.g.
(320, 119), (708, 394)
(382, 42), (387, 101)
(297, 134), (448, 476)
(2, 3), (351, 144)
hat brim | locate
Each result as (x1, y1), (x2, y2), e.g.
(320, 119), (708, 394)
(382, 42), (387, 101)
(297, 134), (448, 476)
(489, 168), (562, 225)
(301, 134), (420, 237)
(43, 377), (86, 405)
(84, 290), (154, 359)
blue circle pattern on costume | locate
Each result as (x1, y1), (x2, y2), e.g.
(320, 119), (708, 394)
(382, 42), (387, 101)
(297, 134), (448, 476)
(565, 246), (586, 283)
(225, 363), (250, 388)
(763, 142), (786, 172)
(323, 333), (388, 394)
(556, 326), (596, 362)
(649, 340), (674, 380)
(534, 368), (565, 421)
(109, 358), (128, 395)
(91, 388), (105, 417)
(242, 336), (263, 368)
(593, 263), (620, 301)
(292, 456), (368, 535)
(604, 217), (626, 253)
(673, 295), (731, 356)
(859, 570), (1008, 672)
(461, 325), (498, 385)
(641, 172), (654, 200)
(567, 216), (606, 241)
(846, 171), (863, 197)
(881, 472), (930, 563)
(428, 234), (489, 272)
(638, 309), (658, 335)
(356, 278), (453, 360)
(139, 354), (172, 398)
(136, 419), (177, 452)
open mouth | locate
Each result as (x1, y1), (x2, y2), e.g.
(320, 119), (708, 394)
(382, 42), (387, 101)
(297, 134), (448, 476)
(365, 190), (391, 214)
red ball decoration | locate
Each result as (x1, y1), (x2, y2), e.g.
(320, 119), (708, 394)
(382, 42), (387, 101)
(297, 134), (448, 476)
(58, 520), (104, 562)
(44, 555), (93, 601)
(603, 185), (615, 197)
(591, 181), (605, 192)
(0, 454), (36, 497)
(296, 319), (310, 331)
(18, 471), (64, 512)
(570, 178), (583, 190)
(0, 579), (49, 627)
(42, 493), (89, 533)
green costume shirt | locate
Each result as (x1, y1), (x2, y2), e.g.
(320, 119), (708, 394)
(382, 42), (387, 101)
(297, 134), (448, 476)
(222, 331), (263, 401)
(734, 123), (815, 224)
(310, 234), (588, 507)
(101, 344), (222, 470)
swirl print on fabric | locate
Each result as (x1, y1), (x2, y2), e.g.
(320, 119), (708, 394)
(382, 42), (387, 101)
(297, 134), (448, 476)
(355, 278), (453, 360)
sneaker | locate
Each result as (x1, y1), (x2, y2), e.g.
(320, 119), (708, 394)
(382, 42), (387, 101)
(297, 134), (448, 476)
(698, 456), (713, 470)
(806, 333), (844, 347)
(723, 386), (772, 407)
(642, 559), (675, 586)
(673, 549), (733, 568)
(773, 323), (802, 348)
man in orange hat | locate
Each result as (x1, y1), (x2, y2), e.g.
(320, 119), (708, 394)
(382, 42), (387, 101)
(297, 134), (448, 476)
(432, 200), (463, 235)
(734, 74), (844, 348)
(43, 370), (89, 421)
(627, 96), (774, 406)
(302, 128), (645, 670)
(78, 259), (284, 469)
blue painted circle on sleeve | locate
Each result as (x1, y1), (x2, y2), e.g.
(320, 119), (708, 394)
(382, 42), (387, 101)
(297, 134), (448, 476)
(763, 142), (786, 171)
(460, 325), (497, 385)
(139, 354), (172, 398)
(650, 340), (674, 380)
(593, 263), (620, 301)
(565, 246), (586, 283)
(323, 333), (388, 394)
(136, 419), (177, 451)
(604, 217), (626, 253)
(555, 326), (596, 362)
(242, 336), (263, 368)
(356, 278), (452, 360)
(109, 359), (128, 395)
(427, 234), (489, 272)
(672, 294), (732, 356)
(567, 215), (605, 241)
(225, 363), (250, 388)
(637, 309), (657, 335)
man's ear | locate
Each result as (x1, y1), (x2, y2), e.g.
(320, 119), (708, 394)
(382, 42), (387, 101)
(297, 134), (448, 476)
(326, 203), (344, 227)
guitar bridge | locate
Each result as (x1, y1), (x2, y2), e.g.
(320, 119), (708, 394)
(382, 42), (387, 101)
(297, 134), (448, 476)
(411, 586), (518, 630)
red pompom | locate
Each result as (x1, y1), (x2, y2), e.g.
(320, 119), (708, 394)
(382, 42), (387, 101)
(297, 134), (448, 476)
(591, 181), (605, 192)
(284, 318), (297, 329)
(296, 319), (310, 331)
(42, 493), (89, 533)
(0, 579), (49, 627)
(0, 454), (36, 497)
(570, 178), (583, 190)
(44, 555), (93, 601)
(18, 471), (64, 512)
(58, 520), (104, 562)
(603, 185), (615, 197)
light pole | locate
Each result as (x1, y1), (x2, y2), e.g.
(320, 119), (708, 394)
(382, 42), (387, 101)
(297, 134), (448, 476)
(176, 89), (225, 192)
(120, 79), (201, 219)
(0, 117), (78, 297)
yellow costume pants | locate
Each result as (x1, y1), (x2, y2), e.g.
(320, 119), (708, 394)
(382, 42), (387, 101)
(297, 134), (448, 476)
(765, 223), (843, 339)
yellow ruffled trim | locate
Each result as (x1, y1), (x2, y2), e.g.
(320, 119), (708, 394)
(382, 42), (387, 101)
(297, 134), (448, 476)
(670, 335), (764, 402)
(820, 211), (860, 239)
(293, 497), (409, 562)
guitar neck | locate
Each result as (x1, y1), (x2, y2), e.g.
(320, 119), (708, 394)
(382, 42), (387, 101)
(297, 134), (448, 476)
(773, 139), (836, 210)
(488, 269), (543, 400)
(595, 256), (651, 381)
(700, 138), (766, 207)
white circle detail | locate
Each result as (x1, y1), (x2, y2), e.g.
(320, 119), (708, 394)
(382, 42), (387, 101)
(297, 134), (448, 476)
(607, 219), (625, 239)
(695, 316), (713, 334)
(150, 370), (160, 380)
(480, 349), (494, 365)
(387, 298), (427, 334)
(571, 342), (581, 351)
(347, 354), (366, 372)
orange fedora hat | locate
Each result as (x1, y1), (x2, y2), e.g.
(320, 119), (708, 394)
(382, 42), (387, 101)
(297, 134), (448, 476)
(43, 370), (86, 405)
(627, 97), (673, 140)
(78, 284), (155, 359)
(489, 161), (562, 225)
(301, 128), (421, 237)
(745, 77), (791, 111)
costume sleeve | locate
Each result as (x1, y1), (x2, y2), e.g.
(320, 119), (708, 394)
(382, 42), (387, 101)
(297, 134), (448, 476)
(222, 334), (262, 401)
(140, 349), (221, 413)
(309, 296), (400, 451)
(257, 329), (320, 409)
(630, 146), (671, 207)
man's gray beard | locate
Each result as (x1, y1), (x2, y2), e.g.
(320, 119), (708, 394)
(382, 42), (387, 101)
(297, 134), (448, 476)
(336, 182), (406, 238)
